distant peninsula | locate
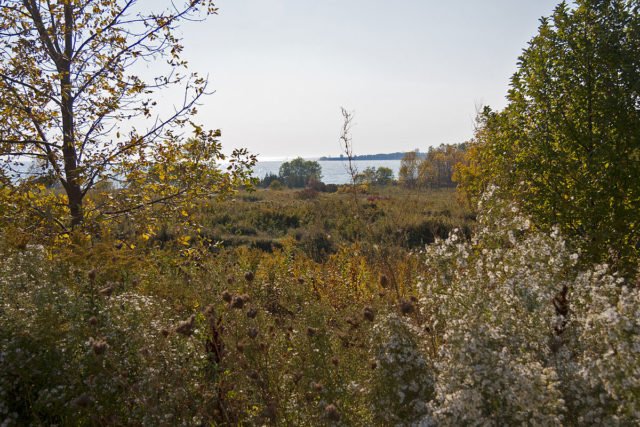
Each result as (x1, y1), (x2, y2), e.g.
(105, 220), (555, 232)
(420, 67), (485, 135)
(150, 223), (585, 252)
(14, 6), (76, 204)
(318, 151), (426, 161)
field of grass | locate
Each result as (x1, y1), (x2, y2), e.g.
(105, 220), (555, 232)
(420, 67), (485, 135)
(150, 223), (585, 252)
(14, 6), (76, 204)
(0, 185), (471, 425)
(2, 185), (638, 425)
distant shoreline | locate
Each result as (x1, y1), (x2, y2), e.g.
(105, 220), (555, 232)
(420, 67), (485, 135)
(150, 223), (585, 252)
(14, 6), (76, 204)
(318, 152), (426, 161)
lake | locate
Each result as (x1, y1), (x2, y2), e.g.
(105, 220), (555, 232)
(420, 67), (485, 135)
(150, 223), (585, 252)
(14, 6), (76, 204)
(253, 159), (402, 185)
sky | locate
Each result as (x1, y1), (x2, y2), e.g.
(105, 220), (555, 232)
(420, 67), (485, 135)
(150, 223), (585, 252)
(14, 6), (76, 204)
(174, 0), (562, 160)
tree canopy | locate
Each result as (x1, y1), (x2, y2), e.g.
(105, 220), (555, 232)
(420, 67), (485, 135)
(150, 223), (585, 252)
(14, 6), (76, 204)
(0, 0), (254, 233)
(455, 0), (640, 273)
(278, 157), (322, 188)
(355, 167), (394, 186)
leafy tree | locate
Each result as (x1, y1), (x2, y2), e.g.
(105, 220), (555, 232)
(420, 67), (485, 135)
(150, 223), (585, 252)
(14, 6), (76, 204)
(278, 157), (322, 188)
(355, 166), (394, 185)
(376, 167), (394, 185)
(399, 150), (420, 188)
(418, 144), (466, 188)
(0, 0), (254, 232)
(457, 0), (640, 273)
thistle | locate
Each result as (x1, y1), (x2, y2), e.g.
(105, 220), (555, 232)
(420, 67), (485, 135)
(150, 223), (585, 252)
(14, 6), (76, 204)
(89, 337), (108, 355)
(324, 404), (340, 421)
(363, 306), (375, 322)
(175, 315), (196, 336)
(399, 299), (415, 315)
(231, 295), (245, 309)
(98, 282), (116, 296)
(221, 290), (232, 303)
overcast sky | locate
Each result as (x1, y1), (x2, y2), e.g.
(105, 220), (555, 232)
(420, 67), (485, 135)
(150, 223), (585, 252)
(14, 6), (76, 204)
(175, 0), (561, 159)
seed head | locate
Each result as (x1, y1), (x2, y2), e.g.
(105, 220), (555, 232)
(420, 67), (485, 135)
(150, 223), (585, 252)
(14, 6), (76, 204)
(331, 357), (339, 366)
(90, 337), (109, 355)
(399, 298), (415, 315)
(363, 306), (375, 322)
(226, 275), (234, 285)
(160, 328), (170, 338)
(370, 361), (377, 370)
(248, 327), (258, 339)
(87, 316), (98, 327)
(324, 404), (340, 421)
(204, 304), (216, 318)
(87, 268), (96, 281)
(175, 315), (196, 336)
(249, 370), (260, 380)
(230, 295), (245, 309)
(221, 290), (232, 303)
(306, 327), (317, 337)
(312, 381), (323, 392)
(380, 274), (389, 288)
(246, 307), (258, 318)
(298, 277), (305, 284)
(244, 271), (254, 282)
(98, 282), (116, 297)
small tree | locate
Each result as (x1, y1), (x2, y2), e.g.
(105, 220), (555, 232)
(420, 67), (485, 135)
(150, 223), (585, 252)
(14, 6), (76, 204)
(0, 0), (254, 232)
(278, 157), (322, 188)
(399, 150), (420, 188)
(355, 167), (394, 185)
(376, 167), (394, 185)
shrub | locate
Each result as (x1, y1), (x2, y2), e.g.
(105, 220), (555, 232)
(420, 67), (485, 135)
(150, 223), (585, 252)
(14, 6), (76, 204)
(416, 186), (640, 424)
(370, 313), (434, 424)
(268, 179), (283, 190)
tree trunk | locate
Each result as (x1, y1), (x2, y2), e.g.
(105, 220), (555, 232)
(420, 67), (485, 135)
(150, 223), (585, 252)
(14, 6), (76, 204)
(61, 3), (83, 227)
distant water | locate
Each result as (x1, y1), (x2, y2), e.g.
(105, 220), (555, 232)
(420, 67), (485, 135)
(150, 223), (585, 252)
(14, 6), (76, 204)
(253, 160), (402, 185)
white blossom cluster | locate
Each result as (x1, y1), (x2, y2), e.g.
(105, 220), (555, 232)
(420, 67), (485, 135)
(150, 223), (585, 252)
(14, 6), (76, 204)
(411, 187), (640, 425)
(370, 313), (435, 425)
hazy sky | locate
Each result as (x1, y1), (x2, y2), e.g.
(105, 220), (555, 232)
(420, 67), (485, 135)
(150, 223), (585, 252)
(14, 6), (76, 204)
(175, 0), (561, 159)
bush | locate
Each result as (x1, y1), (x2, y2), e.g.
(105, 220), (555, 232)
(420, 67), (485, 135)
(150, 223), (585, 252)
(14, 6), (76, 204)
(370, 313), (434, 424)
(268, 179), (283, 190)
(416, 186), (640, 424)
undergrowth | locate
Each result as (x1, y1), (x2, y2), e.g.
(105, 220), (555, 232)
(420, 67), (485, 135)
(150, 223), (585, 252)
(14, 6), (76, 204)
(1, 186), (638, 425)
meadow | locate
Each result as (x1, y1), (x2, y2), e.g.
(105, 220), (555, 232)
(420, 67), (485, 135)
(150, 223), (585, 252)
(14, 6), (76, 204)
(2, 184), (638, 425)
